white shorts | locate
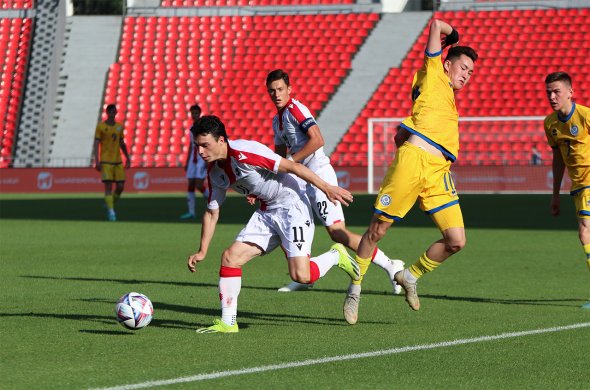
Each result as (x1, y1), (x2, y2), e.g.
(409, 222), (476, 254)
(236, 199), (315, 258)
(186, 154), (207, 180)
(306, 164), (345, 227)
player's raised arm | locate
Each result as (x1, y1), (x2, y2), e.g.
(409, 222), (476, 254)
(427, 19), (458, 55)
(278, 157), (353, 206)
(187, 207), (220, 272)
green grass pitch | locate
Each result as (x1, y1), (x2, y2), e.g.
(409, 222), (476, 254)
(1, 193), (589, 389)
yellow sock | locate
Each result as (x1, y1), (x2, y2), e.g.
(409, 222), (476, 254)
(113, 192), (120, 205)
(105, 195), (114, 210)
(409, 252), (441, 279)
(584, 244), (590, 272)
(352, 255), (372, 285)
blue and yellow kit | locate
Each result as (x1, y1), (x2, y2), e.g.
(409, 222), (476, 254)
(544, 102), (590, 218)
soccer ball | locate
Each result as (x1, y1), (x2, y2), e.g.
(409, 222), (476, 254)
(115, 292), (153, 330)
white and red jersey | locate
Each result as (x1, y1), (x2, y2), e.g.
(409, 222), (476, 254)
(272, 98), (330, 171)
(206, 139), (304, 211)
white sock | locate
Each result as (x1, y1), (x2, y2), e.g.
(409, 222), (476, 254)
(219, 276), (241, 326)
(187, 192), (196, 215)
(347, 283), (361, 295)
(371, 248), (392, 270)
(404, 269), (417, 283)
(311, 250), (339, 278)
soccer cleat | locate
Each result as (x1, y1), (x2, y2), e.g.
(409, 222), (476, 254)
(196, 319), (239, 334)
(394, 270), (420, 311)
(387, 259), (405, 295)
(278, 281), (314, 292)
(180, 212), (196, 220)
(343, 293), (360, 325)
(107, 210), (116, 222)
(331, 244), (361, 281)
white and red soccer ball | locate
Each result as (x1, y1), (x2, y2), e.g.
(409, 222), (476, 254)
(115, 292), (153, 330)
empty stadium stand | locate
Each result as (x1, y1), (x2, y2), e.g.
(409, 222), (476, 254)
(0, 0), (32, 9)
(161, 0), (354, 6)
(0, 17), (32, 168)
(331, 8), (590, 167)
(105, 13), (378, 167)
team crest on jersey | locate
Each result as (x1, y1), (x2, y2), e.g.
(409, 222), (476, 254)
(380, 194), (391, 206)
(551, 129), (558, 137)
(570, 126), (579, 136)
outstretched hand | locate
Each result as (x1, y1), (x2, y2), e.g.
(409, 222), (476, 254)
(246, 194), (258, 206)
(187, 251), (206, 273)
(326, 185), (353, 207)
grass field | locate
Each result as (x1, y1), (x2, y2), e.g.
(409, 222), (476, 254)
(1, 193), (589, 389)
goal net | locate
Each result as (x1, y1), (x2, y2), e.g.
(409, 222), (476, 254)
(366, 116), (570, 194)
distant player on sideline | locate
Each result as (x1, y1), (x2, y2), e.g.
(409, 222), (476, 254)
(180, 104), (209, 220)
(187, 116), (360, 333)
(93, 104), (130, 221)
(353, 19), (477, 315)
(265, 69), (404, 317)
(544, 71), (590, 309)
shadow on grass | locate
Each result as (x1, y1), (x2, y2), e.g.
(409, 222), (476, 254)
(419, 294), (586, 308)
(0, 194), (579, 230)
(21, 274), (585, 309)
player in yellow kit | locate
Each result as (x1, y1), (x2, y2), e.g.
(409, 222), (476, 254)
(344, 19), (477, 319)
(544, 71), (590, 309)
(93, 104), (130, 221)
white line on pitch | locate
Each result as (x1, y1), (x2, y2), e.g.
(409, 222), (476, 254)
(91, 322), (590, 390)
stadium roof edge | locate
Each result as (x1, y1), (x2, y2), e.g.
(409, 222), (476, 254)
(124, 3), (381, 17)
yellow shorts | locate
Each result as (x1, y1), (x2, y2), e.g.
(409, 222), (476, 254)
(572, 187), (590, 220)
(101, 163), (125, 182)
(374, 142), (464, 231)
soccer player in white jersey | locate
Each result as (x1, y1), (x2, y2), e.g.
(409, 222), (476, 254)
(180, 104), (209, 219)
(187, 116), (361, 333)
(266, 69), (404, 324)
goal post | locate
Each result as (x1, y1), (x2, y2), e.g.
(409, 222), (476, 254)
(367, 116), (559, 194)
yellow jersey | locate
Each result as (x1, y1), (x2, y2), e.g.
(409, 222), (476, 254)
(400, 50), (459, 162)
(95, 121), (125, 164)
(544, 102), (590, 193)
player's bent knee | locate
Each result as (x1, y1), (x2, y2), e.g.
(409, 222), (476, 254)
(220, 247), (249, 267)
(445, 237), (466, 254)
(290, 269), (311, 284)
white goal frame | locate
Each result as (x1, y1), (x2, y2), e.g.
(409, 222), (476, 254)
(367, 116), (545, 193)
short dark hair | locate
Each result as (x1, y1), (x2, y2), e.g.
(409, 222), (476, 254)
(191, 115), (228, 141)
(190, 104), (201, 113)
(266, 69), (290, 86)
(545, 71), (572, 87)
(445, 46), (478, 63)
(106, 104), (117, 112)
